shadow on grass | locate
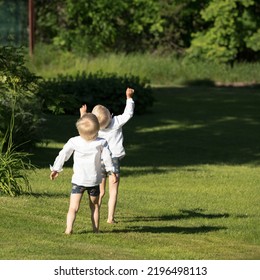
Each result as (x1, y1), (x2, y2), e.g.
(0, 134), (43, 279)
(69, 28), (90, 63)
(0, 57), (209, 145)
(122, 208), (230, 223)
(21, 192), (68, 198)
(110, 225), (226, 234)
(110, 208), (229, 234)
(123, 208), (230, 222)
(32, 86), (260, 169)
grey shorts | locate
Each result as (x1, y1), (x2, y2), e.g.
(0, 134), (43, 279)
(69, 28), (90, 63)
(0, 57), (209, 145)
(71, 184), (100, 196)
(101, 157), (120, 177)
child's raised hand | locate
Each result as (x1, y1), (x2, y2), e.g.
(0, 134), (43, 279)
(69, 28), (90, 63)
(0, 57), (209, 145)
(80, 104), (87, 117)
(126, 88), (134, 99)
(50, 171), (59, 180)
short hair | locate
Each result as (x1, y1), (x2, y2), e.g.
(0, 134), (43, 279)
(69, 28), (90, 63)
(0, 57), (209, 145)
(76, 113), (100, 141)
(92, 105), (111, 129)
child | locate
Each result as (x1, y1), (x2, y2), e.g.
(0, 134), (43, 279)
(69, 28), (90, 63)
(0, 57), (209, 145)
(80, 87), (135, 223)
(50, 113), (117, 234)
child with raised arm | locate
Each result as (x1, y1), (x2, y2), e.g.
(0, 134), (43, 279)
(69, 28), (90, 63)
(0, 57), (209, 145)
(50, 113), (117, 234)
(80, 88), (135, 223)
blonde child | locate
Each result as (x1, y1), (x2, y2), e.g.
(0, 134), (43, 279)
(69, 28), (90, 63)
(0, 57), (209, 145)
(50, 113), (117, 234)
(80, 88), (134, 223)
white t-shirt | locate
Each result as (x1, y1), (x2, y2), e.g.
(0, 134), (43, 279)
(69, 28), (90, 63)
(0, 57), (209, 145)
(98, 98), (135, 158)
(51, 136), (114, 187)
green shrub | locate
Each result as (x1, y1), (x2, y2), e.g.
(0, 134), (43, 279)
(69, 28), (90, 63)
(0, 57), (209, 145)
(0, 45), (44, 148)
(38, 71), (154, 115)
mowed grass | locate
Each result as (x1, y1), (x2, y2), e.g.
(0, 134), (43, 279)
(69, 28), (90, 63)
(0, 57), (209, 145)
(1, 86), (260, 260)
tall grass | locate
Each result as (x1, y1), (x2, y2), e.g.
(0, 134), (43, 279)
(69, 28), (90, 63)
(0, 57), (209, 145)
(0, 97), (34, 196)
(26, 44), (260, 86)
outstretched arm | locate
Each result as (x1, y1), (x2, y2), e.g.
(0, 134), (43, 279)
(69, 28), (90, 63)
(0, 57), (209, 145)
(49, 140), (74, 180)
(80, 104), (87, 117)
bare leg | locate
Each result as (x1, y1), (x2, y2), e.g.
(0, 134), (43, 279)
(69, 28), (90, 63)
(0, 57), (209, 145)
(98, 177), (106, 207)
(65, 193), (83, 234)
(107, 175), (120, 223)
(89, 195), (100, 233)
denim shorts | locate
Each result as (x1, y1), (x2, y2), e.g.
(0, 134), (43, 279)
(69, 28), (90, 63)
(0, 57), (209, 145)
(101, 157), (120, 177)
(71, 184), (100, 196)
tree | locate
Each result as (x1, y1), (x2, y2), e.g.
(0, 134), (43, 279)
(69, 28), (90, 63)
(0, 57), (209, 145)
(35, 0), (164, 54)
(186, 0), (260, 64)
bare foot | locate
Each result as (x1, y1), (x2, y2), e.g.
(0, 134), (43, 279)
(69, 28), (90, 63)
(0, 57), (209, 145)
(107, 220), (118, 224)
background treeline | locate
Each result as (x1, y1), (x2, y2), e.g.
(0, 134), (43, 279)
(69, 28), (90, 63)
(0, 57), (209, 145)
(1, 0), (260, 64)
(34, 0), (260, 64)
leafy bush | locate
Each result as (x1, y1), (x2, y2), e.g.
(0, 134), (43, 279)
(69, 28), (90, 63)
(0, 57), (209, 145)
(0, 45), (44, 148)
(38, 71), (154, 115)
(0, 45), (40, 196)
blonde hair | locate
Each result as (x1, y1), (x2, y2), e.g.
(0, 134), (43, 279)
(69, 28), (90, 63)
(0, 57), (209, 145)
(92, 105), (111, 129)
(76, 113), (100, 141)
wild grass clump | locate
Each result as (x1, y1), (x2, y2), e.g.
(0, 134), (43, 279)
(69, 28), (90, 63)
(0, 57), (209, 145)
(0, 112), (35, 196)
(0, 141), (34, 197)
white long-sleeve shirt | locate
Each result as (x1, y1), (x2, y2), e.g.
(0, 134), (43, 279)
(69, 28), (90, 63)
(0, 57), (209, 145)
(98, 98), (135, 158)
(51, 136), (114, 187)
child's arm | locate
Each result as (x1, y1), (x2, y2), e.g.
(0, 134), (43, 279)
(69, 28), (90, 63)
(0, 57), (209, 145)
(80, 104), (87, 117)
(110, 88), (135, 128)
(126, 87), (134, 99)
(49, 140), (74, 180)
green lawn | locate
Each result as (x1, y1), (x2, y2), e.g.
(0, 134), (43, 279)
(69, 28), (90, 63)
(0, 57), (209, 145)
(1, 86), (260, 259)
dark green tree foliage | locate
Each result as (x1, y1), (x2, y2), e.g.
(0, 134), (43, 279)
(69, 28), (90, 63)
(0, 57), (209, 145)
(35, 0), (163, 54)
(159, 0), (210, 53)
(242, 1), (260, 57)
(38, 71), (154, 115)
